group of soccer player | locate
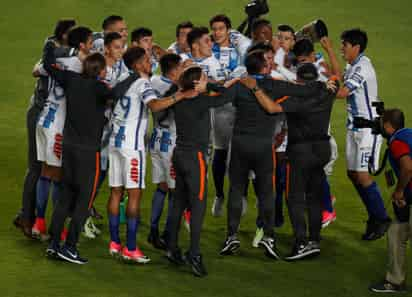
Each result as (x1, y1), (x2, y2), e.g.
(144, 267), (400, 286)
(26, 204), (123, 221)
(14, 12), (392, 277)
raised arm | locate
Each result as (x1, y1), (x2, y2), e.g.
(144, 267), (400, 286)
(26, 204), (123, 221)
(42, 41), (72, 88)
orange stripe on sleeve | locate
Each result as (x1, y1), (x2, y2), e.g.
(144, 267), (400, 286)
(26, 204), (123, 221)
(88, 152), (101, 209)
(274, 96), (289, 104)
(197, 152), (206, 201)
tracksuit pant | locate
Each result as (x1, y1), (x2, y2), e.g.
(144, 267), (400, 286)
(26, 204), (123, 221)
(286, 140), (331, 243)
(228, 136), (275, 237)
(49, 144), (100, 247)
(168, 148), (208, 257)
(21, 103), (42, 224)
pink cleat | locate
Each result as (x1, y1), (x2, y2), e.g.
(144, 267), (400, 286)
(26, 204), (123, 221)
(109, 241), (122, 256)
(322, 210), (336, 228)
(121, 247), (151, 264)
(32, 218), (49, 241)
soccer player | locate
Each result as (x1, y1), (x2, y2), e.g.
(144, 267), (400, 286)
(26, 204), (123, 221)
(43, 38), (139, 264)
(209, 14), (251, 217)
(107, 47), (196, 263)
(14, 19), (76, 238)
(292, 37), (341, 227)
(274, 25), (296, 68)
(168, 21), (194, 54)
(131, 27), (165, 73)
(148, 53), (183, 249)
(92, 15), (128, 54)
(336, 28), (391, 240)
(32, 27), (92, 240)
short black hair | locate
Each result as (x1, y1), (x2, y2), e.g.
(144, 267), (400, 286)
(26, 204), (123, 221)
(245, 50), (267, 75)
(131, 27), (152, 43)
(54, 19), (76, 42)
(68, 26), (92, 49)
(187, 27), (209, 49)
(296, 63), (319, 82)
(83, 53), (106, 78)
(341, 28), (368, 53)
(102, 15), (124, 30)
(383, 109), (405, 131)
(247, 41), (274, 54)
(292, 39), (314, 57)
(209, 14), (232, 29)
(251, 19), (272, 34)
(179, 66), (202, 91)
(278, 24), (295, 34)
(123, 46), (146, 69)
(104, 32), (122, 46)
(160, 53), (181, 76)
(176, 21), (194, 37)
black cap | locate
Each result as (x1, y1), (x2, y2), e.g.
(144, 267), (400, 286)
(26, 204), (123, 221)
(297, 63), (319, 82)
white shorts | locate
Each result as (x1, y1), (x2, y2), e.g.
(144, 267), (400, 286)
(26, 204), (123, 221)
(100, 123), (112, 171)
(109, 147), (146, 189)
(151, 150), (175, 188)
(324, 135), (338, 176)
(346, 129), (382, 172)
(36, 126), (63, 167)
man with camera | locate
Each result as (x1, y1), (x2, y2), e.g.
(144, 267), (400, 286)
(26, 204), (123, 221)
(337, 28), (391, 240)
(369, 109), (412, 293)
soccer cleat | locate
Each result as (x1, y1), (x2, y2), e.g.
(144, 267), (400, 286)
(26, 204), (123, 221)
(369, 280), (407, 293)
(362, 218), (391, 241)
(46, 240), (60, 258)
(57, 245), (88, 265)
(184, 251), (208, 277)
(166, 249), (186, 266)
(211, 196), (224, 217)
(109, 241), (122, 257)
(183, 210), (191, 232)
(220, 235), (240, 255)
(321, 210), (337, 228)
(32, 217), (49, 241)
(13, 214), (33, 239)
(121, 247), (151, 264)
(252, 228), (264, 248)
(148, 229), (166, 250)
(259, 236), (281, 260)
(82, 217), (96, 239)
(241, 196), (248, 217)
(89, 217), (101, 235)
(285, 241), (320, 261)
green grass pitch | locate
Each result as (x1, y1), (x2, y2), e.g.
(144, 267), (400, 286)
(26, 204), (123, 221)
(1, 1), (412, 296)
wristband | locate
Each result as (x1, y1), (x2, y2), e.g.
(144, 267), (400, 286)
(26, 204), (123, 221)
(251, 86), (260, 93)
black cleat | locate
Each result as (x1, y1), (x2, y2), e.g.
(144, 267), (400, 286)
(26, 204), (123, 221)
(259, 236), (281, 260)
(57, 245), (88, 265)
(184, 251), (207, 277)
(285, 241), (320, 261)
(46, 240), (61, 258)
(362, 218), (391, 241)
(369, 280), (407, 293)
(166, 249), (185, 266)
(220, 235), (240, 256)
(148, 230), (166, 250)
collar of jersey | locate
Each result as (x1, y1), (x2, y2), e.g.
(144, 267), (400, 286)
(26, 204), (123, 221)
(351, 53), (364, 66)
(187, 53), (206, 63)
(250, 74), (267, 80)
(160, 76), (173, 84)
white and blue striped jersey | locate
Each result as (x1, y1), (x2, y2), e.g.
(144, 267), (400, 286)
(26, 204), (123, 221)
(37, 56), (82, 131)
(344, 54), (379, 130)
(180, 53), (226, 81)
(105, 60), (129, 87)
(150, 75), (176, 134)
(110, 78), (157, 151)
(167, 42), (183, 55)
(229, 30), (252, 64)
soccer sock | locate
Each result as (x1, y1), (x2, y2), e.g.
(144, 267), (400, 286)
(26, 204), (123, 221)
(126, 217), (140, 251)
(322, 176), (333, 213)
(35, 176), (51, 218)
(354, 184), (371, 219)
(363, 182), (389, 221)
(150, 188), (167, 230)
(212, 149), (228, 198)
(51, 181), (63, 208)
(109, 214), (120, 244)
(164, 191), (174, 235)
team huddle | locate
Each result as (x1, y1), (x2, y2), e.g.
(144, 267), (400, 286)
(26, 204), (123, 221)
(14, 13), (392, 278)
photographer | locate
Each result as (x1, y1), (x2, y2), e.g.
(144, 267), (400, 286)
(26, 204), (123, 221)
(370, 109), (412, 293)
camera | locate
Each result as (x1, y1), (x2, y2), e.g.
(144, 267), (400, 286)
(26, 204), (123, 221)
(245, 0), (269, 18)
(353, 101), (385, 135)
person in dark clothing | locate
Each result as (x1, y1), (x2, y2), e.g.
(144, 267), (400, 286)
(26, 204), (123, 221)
(166, 66), (233, 277)
(13, 19), (76, 238)
(240, 62), (338, 261)
(42, 40), (138, 264)
(218, 51), (328, 260)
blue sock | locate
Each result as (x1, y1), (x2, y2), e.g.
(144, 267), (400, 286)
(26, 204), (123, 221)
(36, 176), (51, 218)
(164, 191), (174, 234)
(322, 177), (333, 213)
(150, 188), (167, 230)
(51, 181), (63, 208)
(363, 182), (388, 221)
(126, 217), (140, 251)
(354, 184), (372, 219)
(109, 214), (120, 244)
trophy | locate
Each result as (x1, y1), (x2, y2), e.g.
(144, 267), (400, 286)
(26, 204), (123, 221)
(295, 19), (328, 43)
